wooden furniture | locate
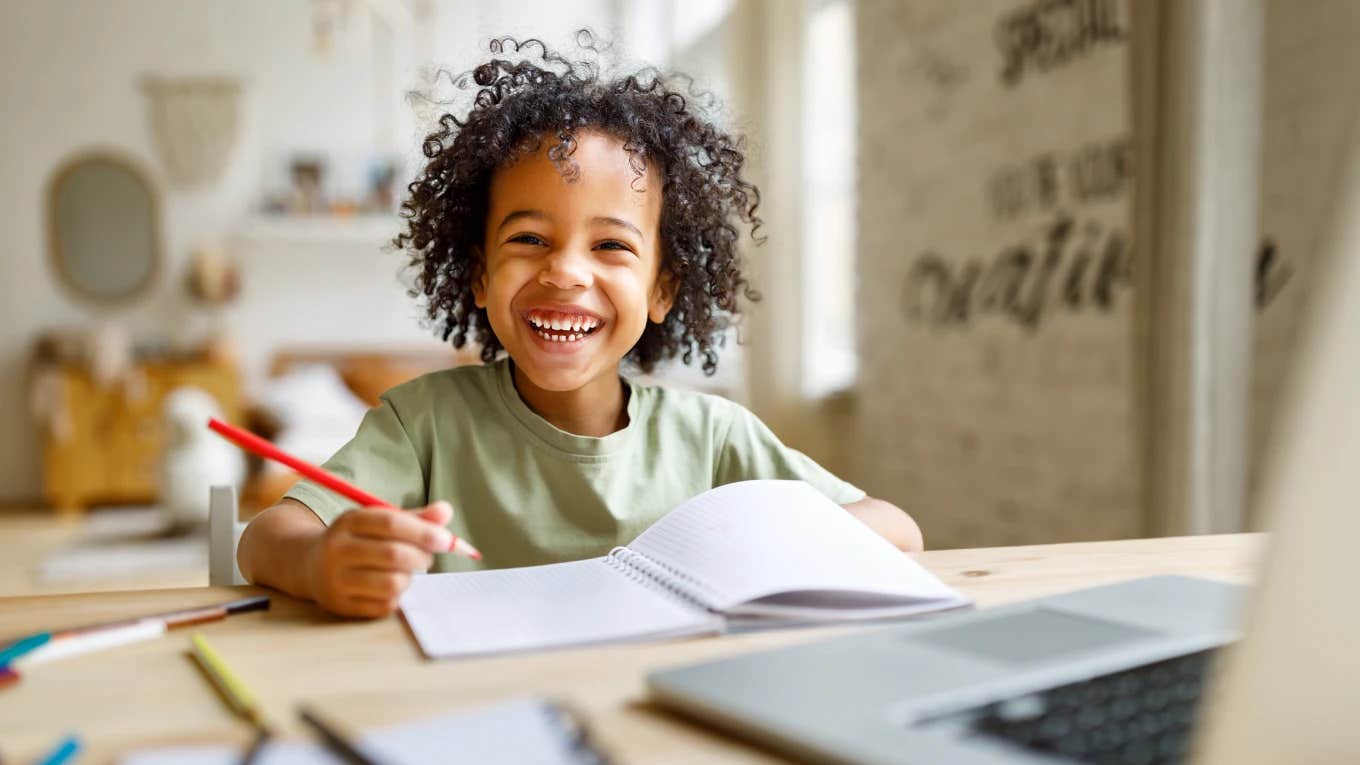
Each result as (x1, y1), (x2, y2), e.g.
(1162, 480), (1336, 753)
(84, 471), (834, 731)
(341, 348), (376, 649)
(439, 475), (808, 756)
(40, 356), (241, 515)
(0, 534), (1262, 763)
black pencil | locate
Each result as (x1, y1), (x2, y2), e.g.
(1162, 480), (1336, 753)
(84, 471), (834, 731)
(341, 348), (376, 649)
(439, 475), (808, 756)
(238, 726), (271, 765)
(297, 706), (381, 765)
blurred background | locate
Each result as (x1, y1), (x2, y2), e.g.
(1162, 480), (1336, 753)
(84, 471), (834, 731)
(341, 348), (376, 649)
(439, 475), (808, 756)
(0, 0), (1352, 595)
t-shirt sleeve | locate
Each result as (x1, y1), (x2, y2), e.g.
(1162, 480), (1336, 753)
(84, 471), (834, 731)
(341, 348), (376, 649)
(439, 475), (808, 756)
(714, 403), (866, 504)
(282, 397), (427, 525)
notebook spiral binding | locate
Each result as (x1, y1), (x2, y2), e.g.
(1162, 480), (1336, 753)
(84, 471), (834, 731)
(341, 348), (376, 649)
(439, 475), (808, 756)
(629, 552), (724, 604)
(603, 547), (717, 612)
(539, 699), (616, 765)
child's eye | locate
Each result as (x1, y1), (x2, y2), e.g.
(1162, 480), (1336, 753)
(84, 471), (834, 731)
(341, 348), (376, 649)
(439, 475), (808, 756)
(508, 233), (546, 246)
(596, 240), (633, 252)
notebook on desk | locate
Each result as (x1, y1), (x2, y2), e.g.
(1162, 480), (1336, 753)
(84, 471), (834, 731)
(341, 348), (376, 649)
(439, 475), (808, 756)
(399, 480), (969, 660)
(120, 697), (610, 764)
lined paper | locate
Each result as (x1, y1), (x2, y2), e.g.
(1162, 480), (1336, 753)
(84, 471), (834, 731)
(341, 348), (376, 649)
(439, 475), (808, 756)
(627, 481), (967, 618)
(397, 481), (966, 659)
(399, 558), (720, 659)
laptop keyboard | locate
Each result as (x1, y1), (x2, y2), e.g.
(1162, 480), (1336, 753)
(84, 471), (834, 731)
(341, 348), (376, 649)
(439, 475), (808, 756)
(970, 648), (1218, 764)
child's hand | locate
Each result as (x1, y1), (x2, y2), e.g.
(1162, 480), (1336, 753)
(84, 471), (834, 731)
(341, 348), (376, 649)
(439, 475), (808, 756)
(304, 501), (455, 618)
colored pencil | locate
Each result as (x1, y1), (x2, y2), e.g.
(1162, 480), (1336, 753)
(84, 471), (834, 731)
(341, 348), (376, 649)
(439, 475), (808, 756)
(0, 596), (271, 664)
(34, 734), (80, 765)
(189, 633), (265, 728)
(0, 632), (50, 665)
(207, 417), (481, 560)
(298, 706), (380, 765)
(53, 595), (271, 640)
(241, 726), (272, 765)
(0, 666), (20, 690)
(15, 620), (166, 670)
(189, 633), (273, 765)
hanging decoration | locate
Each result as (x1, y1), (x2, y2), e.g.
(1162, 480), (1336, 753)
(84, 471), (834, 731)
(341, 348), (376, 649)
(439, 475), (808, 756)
(142, 76), (243, 189)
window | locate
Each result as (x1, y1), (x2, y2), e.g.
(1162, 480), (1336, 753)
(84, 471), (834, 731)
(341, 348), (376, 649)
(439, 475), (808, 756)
(801, 0), (858, 397)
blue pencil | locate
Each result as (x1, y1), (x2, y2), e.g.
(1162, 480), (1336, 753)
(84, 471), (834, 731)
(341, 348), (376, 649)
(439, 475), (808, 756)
(0, 632), (50, 665)
(35, 734), (80, 765)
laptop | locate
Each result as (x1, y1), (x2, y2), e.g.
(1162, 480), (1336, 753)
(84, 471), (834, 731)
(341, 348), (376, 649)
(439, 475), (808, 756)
(646, 121), (1360, 765)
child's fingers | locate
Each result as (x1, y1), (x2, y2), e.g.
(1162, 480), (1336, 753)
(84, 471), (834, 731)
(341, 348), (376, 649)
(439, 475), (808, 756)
(340, 568), (411, 600)
(341, 595), (401, 619)
(415, 500), (454, 526)
(344, 508), (453, 553)
(339, 537), (434, 573)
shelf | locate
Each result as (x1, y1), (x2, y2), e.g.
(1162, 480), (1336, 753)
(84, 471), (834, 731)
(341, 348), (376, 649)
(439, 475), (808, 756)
(231, 214), (404, 245)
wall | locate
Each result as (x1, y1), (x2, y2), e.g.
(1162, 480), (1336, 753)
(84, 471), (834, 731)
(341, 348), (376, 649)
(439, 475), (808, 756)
(851, 0), (1141, 547)
(0, 0), (614, 504)
(1247, 0), (1360, 517)
(849, 0), (1360, 546)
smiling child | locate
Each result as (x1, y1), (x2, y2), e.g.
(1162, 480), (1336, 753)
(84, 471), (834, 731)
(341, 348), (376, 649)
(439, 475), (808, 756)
(236, 35), (923, 618)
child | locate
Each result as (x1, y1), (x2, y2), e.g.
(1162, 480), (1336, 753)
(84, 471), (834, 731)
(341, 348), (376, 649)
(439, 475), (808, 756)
(237, 35), (923, 619)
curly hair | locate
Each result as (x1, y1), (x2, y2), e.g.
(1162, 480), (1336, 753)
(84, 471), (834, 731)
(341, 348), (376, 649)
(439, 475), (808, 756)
(394, 31), (763, 376)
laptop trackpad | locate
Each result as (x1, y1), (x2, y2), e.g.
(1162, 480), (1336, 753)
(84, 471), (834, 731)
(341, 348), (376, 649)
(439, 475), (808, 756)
(912, 608), (1161, 665)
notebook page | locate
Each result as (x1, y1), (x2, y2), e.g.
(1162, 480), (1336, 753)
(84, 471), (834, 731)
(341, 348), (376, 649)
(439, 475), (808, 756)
(626, 480), (966, 615)
(399, 558), (720, 659)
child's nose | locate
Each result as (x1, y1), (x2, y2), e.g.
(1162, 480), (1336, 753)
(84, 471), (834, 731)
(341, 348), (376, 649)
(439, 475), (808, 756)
(538, 247), (592, 290)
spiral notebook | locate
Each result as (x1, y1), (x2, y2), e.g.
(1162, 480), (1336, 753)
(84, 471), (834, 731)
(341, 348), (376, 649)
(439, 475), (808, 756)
(400, 480), (970, 660)
(120, 697), (611, 764)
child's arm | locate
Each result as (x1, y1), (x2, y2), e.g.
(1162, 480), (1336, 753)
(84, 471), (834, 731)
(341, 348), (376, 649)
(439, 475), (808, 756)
(237, 498), (454, 618)
(712, 403), (925, 552)
(842, 497), (925, 552)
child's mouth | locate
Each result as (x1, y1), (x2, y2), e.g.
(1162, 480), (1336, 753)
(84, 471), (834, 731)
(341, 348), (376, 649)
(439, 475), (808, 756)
(524, 310), (603, 345)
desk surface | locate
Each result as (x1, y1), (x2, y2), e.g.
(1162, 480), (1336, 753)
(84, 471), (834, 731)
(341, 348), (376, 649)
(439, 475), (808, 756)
(0, 533), (1262, 764)
(0, 511), (208, 598)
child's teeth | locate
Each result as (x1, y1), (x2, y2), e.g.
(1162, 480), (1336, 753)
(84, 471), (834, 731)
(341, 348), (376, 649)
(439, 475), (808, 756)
(528, 313), (601, 339)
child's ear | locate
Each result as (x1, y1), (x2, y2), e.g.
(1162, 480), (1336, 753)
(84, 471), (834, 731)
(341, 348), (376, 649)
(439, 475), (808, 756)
(471, 247), (488, 308)
(648, 269), (678, 324)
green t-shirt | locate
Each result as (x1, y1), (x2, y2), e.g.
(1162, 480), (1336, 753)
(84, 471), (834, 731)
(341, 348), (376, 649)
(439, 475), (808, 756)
(284, 358), (864, 572)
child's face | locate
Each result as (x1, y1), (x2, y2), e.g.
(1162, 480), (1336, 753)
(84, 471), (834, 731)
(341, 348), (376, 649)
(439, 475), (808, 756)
(474, 131), (673, 393)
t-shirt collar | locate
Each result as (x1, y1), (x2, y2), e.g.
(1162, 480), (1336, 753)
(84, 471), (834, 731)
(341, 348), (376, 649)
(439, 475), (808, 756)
(494, 357), (639, 457)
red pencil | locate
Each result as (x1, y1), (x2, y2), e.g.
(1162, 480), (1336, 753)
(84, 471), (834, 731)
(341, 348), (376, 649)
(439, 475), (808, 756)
(207, 417), (481, 560)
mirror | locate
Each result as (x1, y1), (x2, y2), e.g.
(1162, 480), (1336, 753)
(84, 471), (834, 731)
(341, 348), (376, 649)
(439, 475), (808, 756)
(47, 152), (161, 304)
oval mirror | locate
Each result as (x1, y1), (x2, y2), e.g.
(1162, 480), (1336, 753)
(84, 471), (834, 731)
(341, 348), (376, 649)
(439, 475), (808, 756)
(48, 152), (161, 304)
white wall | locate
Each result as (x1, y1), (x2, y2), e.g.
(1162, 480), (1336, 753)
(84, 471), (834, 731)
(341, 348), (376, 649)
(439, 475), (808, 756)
(0, 0), (618, 503)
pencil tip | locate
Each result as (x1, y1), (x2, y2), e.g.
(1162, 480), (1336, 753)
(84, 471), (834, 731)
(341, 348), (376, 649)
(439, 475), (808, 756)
(451, 538), (483, 560)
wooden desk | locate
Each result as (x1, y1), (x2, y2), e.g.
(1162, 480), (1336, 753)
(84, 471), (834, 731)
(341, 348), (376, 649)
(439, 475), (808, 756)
(0, 534), (1262, 763)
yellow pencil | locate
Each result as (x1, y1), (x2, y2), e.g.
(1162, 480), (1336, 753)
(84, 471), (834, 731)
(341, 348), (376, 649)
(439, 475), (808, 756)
(189, 632), (266, 728)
